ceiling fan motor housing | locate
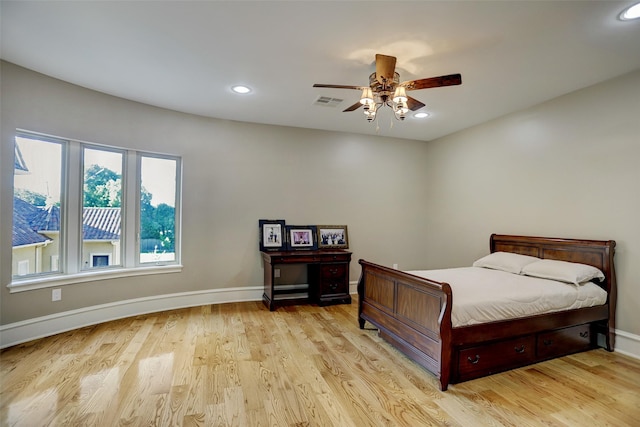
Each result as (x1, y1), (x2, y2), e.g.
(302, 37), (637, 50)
(369, 72), (399, 96)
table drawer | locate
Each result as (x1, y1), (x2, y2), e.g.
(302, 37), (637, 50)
(537, 324), (592, 360)
(269, 255), (320, 264)
(325, 254), (351, 262)
(321, 264), (347, 280)
(457, 335), (536, 379)
(319, 280), (348, 296)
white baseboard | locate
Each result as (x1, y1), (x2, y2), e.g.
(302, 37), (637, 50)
(3, 282), (640, 361)
(614, 329), (640, 360)
(0, 286), (263, 349)
(350, 281), (358, 295)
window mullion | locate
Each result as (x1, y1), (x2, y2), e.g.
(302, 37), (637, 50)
(64, 141), (82, 274)
(123, 150), (138, 268)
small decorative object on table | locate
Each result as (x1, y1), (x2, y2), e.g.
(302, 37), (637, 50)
(258, 219), (286, 251)
(317, 225), (349, 249)
(285, 225), (318, 251)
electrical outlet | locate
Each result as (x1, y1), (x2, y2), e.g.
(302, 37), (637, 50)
(274, 269), (281, 278)
(392, 263), (398, 270)
(52, 288), (62, 301)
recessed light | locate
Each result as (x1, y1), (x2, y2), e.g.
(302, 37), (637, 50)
(231, 85), (252, 94)
(414, 112), (430, 119)
(619, 2), (640, 20)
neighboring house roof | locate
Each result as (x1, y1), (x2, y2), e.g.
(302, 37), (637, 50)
(30, 205), (61, 232)
(12, 197), (121, 247)
(12, 198), (51, 247)
(83, 207), (121, 240)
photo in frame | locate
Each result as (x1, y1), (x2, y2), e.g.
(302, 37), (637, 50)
(285, 225), (317, 251)
(317, 225), (349, 249)
(259, 219), (286, 251)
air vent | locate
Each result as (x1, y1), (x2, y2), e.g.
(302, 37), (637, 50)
(314, 96), (344, 107)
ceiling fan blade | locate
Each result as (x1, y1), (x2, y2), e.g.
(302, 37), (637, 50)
(401, 73), (462, 91)
(375, 54), (397, 84)
(406, 96), (426, 111)
(343, 101), (363, 112)
(313, 84), (364, 90)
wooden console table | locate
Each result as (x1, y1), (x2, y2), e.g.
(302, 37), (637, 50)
(261, 250), (352, 311)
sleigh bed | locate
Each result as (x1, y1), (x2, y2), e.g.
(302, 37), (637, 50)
(357, 234), (616, 391)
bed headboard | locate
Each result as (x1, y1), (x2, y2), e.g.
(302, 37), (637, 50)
(490, 234), (617, 349)
(490, 233), (616, 298)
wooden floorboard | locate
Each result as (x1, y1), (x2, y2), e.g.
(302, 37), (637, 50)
(1, 298), (639, 426)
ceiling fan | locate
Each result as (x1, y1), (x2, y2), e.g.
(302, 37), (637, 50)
(313, 54), (462, 122)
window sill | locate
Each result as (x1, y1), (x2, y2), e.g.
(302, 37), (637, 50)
(7, 264), (183, 293)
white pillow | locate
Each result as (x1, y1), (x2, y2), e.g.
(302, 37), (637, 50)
(521, 259), (605, 286)
(472, 252), (541, 274)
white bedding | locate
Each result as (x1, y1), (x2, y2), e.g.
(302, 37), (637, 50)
(406, 267), (607, 328)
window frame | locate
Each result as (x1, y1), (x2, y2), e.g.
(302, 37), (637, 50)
(8, 130), (183, 293)
(80, 144), (125, 271)
(137, 153), (181, 266)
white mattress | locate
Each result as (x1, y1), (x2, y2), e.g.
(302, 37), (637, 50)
(406, 267), (607, 328)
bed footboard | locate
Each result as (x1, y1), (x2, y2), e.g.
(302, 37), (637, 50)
(358, 259), (453, 390)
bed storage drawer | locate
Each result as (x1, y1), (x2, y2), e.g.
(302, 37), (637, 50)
(537, 324), (592, 360)
(456, 336), (536, 381)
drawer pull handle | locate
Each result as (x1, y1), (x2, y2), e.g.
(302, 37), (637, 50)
(329, 269), (338, 274)
(467, 355), (480, 364)
(579, 331), (589, 338)
(543, 339), (553, 346)
(514, 345), (526, 354)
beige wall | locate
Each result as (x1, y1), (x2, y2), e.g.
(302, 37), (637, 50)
(419, 70), (640, 336)
(1, 61), (638, 338)
(0, 61), (430, 324)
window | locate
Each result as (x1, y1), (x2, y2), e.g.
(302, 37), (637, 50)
(12, 135), (63, 277)
(10, 131), (182, 291)
(82, 147), (123, 270)
(91, 254), (110, 267)
(140, 155), (178, 264)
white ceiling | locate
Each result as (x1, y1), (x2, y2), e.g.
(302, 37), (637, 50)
(2, 1), (639, 142)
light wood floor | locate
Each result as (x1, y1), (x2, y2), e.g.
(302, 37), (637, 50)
(2, 299), (639, 427)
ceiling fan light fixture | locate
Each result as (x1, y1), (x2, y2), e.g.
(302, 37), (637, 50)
(395, 101), (409, 115)
(620, 2), (640, 20)
(313, 54), (462, 125)
(364, 104), (377, 121)
(364, 103), (376, 114)
(394, 102), (408, 121)
(392, 86), (408, 103)
(360, 87), (374, 105)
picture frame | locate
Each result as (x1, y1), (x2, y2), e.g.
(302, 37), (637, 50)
(317, 225), (349, 249)
(259, 219), (286, 251)
(285, 225), (317, 251)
